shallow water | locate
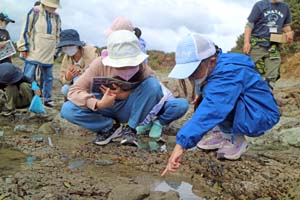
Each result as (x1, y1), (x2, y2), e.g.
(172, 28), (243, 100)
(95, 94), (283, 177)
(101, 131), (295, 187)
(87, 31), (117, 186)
(0, 147), (27, 177)
(154, 180), (204, 200)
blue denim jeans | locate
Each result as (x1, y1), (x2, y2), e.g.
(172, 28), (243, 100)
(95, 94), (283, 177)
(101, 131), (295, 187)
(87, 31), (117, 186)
(24, 62), (53, 101)
(61, 76), (79, 97)
(61, 77), (164, 133)
(157, 98), (189, 125)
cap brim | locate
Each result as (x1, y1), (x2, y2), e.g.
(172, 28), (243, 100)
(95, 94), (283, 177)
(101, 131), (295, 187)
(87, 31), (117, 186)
(168, 61), (200, 79)
(56, 41), (85, 48)
(102, 53), (148, 68)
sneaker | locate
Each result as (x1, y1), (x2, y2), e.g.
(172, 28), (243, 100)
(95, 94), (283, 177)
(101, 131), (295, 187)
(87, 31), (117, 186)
(216, 135), (248, 160)
(136, 123), (152, 135)
(197, 130), (226, 150)
(0, 107), (16, 116)
(94, 124), (123, 146)
(120, 126), (138, 146)
(44, 100), (57, 108)
(149, 120), (163, 139)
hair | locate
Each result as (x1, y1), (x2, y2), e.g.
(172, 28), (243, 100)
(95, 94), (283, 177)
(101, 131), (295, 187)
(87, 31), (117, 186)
(134, 27), (142, 39)
(178, 45), (220, 102)
(34, 1), (41, 6)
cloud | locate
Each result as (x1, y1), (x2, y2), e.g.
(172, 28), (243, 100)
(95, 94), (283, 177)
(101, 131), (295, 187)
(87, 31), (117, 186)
(2, 0), (257, 52)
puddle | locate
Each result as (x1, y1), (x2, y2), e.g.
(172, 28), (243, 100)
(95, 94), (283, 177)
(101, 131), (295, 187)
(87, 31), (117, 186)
(0, 146), (27, 176)
(154, 180), (205, 200)
(137, 138), (168, 152)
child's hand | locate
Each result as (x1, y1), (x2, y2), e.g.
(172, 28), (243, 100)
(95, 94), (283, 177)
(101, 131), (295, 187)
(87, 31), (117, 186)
(34, 90), (41, 96)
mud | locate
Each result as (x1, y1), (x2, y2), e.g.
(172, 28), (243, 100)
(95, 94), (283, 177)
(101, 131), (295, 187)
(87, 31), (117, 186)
(1, 60), (300, 199)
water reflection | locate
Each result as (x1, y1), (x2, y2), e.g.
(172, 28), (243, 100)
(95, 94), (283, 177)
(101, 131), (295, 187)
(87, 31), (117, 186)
(137, 139), (167, 152)
(154, 180), (205, 200)
(0, 147), (27, 176)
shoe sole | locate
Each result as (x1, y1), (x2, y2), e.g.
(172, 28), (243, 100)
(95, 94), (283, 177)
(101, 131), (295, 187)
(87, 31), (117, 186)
(217, 143), (249, 160)
(1, 111), (16, 116)
(197, 142), (224, 150)
(94, 126), (123, 146)
(120, 139), (139, 147)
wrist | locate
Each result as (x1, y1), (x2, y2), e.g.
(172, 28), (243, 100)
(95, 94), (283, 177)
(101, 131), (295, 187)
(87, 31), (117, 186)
(244, 39), (250, 44)
(96, 99), (103, 110)
(175, 144), (184, 151)
(65, 74), (72, 81)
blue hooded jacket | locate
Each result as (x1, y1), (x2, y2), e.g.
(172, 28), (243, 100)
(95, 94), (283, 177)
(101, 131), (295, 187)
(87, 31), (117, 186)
(176, 52), (280, 149)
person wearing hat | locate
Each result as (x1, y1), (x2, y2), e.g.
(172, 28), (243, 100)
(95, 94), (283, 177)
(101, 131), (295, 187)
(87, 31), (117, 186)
(57, 29), (99, 98)
(17, 0), (61, 107)
(161, 34), (281, 175)
(61, 30), (188, 147)
(105, 17), (184, 140)
(134, 27), (148, 64)
(0, 63), (41, 116)
(0, 12), (15, 64)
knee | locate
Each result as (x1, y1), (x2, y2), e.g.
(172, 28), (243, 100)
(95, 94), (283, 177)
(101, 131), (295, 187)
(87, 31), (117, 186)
(45, 74), (53, 81)
(174, 98), (189, 115)
(140, 77), (162, 95)
(61, 101), (75, 120)
(61, 84), (70, 97)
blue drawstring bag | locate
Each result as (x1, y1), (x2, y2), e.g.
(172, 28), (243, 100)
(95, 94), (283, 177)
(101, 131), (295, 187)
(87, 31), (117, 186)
(29, 82), (45, 114)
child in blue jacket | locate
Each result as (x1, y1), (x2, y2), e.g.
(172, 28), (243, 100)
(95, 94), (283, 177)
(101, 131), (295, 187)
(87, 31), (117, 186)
(162, 33), (280, 175)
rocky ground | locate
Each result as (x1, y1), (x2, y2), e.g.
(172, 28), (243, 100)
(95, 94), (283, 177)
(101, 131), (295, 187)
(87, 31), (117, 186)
(1, 55), (300, 200)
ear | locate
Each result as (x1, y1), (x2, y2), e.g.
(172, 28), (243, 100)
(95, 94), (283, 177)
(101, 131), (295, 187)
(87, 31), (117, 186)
(209, 57), (217, 66)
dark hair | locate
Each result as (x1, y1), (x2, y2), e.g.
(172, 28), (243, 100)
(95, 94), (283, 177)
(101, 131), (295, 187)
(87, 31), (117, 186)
(34, 1), (41, 6)
(134, 27), (142, 39)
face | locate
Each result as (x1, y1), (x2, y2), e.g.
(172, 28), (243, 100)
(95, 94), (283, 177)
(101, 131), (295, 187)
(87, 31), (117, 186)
(62, 45), (79, 57)
(112, 66), (140, 81)
(192, 58), (214, 80)
(0, 20), (8, 27)
(43, 5), (57, 13)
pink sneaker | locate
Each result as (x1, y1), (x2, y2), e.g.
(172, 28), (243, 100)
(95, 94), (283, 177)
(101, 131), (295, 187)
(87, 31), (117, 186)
(197, 130), (226, 150)
(217, 135), (248, 160)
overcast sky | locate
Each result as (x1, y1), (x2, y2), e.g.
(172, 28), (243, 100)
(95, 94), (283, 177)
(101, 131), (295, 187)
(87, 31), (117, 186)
(2, 0), (258, 52)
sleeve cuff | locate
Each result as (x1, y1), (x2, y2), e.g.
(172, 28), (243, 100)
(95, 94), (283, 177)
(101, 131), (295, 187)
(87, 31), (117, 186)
(86, 98), (98, 111)
(246, 22), (254, 29)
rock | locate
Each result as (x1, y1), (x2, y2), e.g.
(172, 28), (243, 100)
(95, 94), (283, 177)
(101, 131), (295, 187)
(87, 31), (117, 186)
(240, 181), (260, 193)
(279, 128), (300, 147)
(280, 53), (300, 81)
(149, 191), (179, 200)
(51, 114), (94, 136)
(95, 159), (114, 166)
(13, 125), (27, 133)
(38, 122), (54, 135)
(108, 184), (150, 200)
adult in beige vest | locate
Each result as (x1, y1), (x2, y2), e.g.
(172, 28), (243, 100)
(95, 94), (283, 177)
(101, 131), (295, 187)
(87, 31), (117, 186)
(17, 0), (61, 107)
(57, 29), (99, 98)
